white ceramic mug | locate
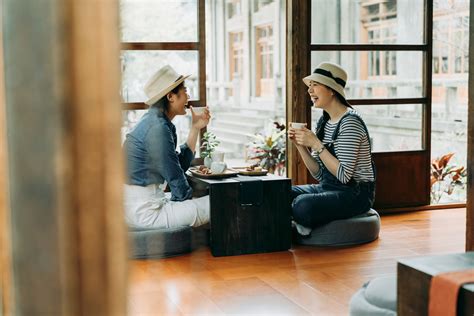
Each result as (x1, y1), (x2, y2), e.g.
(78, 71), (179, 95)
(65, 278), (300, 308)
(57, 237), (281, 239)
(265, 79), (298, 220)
(210, 161), (227, 174)
(291, 122), (306, 129)
(190, 107), (205, 115)
(211, 151), (225, 162)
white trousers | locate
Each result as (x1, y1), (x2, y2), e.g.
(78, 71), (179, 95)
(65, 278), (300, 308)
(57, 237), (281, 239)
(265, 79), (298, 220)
(124, 184), (210, 228)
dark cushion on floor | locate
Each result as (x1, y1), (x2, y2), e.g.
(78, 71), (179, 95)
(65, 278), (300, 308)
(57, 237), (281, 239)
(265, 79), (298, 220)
(128, 226), (193, 259)
(349, 275), (397, 316)
(296, 209), (381, 246)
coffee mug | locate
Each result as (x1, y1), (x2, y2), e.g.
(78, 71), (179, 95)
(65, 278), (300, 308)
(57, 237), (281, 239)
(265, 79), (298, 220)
(210, 161), (227, 174)
(211, 151), (225, 162)
(291, 122), (306, 129)
(190, 107), (206, 115)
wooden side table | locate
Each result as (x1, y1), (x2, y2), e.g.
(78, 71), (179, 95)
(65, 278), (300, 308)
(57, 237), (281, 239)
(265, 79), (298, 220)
(397, 252), (474, 315)
(187, 173), (292, 257)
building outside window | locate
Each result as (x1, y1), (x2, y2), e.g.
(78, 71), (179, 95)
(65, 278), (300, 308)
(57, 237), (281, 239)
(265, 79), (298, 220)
(362, 0), (397, 95)
(255, 25), (274, 97)
(254, 0), (274, 12)
(230, 32), (244, 80)
(228, 0), (242, 19)
(205, 0), (284, 169)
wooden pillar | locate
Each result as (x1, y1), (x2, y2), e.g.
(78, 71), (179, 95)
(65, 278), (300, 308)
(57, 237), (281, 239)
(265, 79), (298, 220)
(0, 1), (13, 313)
(286, 0), (311, 184)
(467, 0), (474, 251)
(2, 0), (127, 314)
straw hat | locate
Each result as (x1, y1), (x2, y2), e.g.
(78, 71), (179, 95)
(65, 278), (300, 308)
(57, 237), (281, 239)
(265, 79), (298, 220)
(303, 62), (348, 99)
(144, 65), (190, 106)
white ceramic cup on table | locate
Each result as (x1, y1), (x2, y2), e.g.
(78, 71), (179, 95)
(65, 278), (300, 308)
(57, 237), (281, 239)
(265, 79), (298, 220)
(211, 151), (225, 162)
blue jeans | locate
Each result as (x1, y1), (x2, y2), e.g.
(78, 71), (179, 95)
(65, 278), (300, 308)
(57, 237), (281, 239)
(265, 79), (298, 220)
(291, 180), (375, 228)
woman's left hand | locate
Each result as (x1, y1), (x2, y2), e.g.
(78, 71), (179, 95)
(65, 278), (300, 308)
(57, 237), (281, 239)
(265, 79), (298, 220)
(191, 106), (211, 130)
(293, 127), (322, 150)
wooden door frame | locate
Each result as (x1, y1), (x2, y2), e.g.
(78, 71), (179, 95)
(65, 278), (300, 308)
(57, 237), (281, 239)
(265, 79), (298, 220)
(286, 0), (311, 185)
(0, 1), (13, 311)
(466, 0), (474, 251)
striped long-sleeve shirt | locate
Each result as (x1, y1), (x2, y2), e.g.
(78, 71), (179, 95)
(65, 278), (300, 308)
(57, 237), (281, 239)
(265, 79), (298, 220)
(311, 110), (374, 183)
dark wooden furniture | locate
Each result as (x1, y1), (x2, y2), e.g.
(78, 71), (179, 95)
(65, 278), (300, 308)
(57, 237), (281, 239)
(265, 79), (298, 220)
(187, 173), (292, 257)
(397, 252), (474, 316)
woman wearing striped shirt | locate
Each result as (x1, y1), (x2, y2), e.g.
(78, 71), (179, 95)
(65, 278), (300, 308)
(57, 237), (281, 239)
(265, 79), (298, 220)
(288, 62), (375, 235)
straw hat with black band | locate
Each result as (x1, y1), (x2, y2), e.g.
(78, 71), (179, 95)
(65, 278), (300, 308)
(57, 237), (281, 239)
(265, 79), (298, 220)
(303, 62), (352, 108)
(144, 65), (190, 106)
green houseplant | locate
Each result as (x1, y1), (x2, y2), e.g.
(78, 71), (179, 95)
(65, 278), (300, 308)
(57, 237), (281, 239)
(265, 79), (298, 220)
(246, 121), (286, 175)
(430, 153), (467, 204)
(200, 131), (220, 167)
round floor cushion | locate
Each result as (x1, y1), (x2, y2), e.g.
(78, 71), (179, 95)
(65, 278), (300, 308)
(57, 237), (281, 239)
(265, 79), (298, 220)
(296, 209), (381, 246)
(349, 275), (397, 316)
(128, 226), (193, 259)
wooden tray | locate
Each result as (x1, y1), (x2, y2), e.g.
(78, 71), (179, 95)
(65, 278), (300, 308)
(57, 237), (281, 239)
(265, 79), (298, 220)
(232, 167), (268, 176)
(189, 167), (239, 179)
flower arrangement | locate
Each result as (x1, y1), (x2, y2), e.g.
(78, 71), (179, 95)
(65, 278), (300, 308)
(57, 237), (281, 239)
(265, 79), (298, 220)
(246, 121), (286, 175)
(430, 153), (467, 204)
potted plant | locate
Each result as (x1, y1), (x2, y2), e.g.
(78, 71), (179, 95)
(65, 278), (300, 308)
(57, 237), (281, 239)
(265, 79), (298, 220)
(200, 131), (220, 168)
(246, 121), (286, 175)
(430, 153), (467, 204)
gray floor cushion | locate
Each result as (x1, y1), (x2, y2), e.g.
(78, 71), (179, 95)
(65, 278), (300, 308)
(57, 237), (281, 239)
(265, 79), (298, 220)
(128, 226), (193, 259)
(296, 209), (381, 246)
(349, 275), (397, 316)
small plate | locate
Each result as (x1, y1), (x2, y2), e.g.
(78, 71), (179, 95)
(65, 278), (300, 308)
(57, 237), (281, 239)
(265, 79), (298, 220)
(232, 167), (268, 176)
(189, 167), (239, 179)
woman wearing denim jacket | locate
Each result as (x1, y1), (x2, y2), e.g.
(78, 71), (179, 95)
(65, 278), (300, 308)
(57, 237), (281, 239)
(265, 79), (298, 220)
(288, 62), (376, 236)
(123, 65), (210, 228)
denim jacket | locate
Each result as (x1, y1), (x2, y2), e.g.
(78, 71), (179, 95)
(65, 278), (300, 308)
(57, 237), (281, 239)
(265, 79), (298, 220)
(123, 106), (194, 201)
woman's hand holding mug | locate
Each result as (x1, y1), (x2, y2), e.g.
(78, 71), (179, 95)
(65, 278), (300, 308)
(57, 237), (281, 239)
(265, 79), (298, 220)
(190, 106), (211, 130)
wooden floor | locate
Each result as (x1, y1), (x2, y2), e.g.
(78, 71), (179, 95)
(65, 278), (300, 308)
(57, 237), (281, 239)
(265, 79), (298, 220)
(128, 208), (466, 315)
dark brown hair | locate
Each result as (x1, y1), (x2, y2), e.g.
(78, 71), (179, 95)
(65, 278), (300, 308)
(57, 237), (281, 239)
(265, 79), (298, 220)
(151, 82), (185, 112)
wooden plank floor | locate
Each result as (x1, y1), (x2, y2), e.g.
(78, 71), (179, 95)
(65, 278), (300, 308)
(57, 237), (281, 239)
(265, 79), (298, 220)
(128, 208), (466, 315)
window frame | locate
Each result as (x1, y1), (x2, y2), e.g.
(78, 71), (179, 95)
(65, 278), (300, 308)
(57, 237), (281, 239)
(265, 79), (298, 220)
(120, 0), (206, 111)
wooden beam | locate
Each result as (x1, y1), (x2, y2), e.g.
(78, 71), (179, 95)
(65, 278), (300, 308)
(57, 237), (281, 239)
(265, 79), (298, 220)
(2, 0), (127, 314)
(121, 42), (199, 51)
(286, 0), (311, 185)
(198, 0), (207, 108)
(466, 0), (474, 251)
(310, 44), (427, 51)
(0, 2), (13, 312)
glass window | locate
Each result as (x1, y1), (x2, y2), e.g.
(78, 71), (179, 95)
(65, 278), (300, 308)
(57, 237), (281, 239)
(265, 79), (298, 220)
(311, 0), (423, 44)
(121, 50), (199, 103)
(120, 0), (198, 42)
(433, 9), (469, 75)
(431, 0), (469, 204)
(311, 104), (423, 153)
(311, 51), (423, 99)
